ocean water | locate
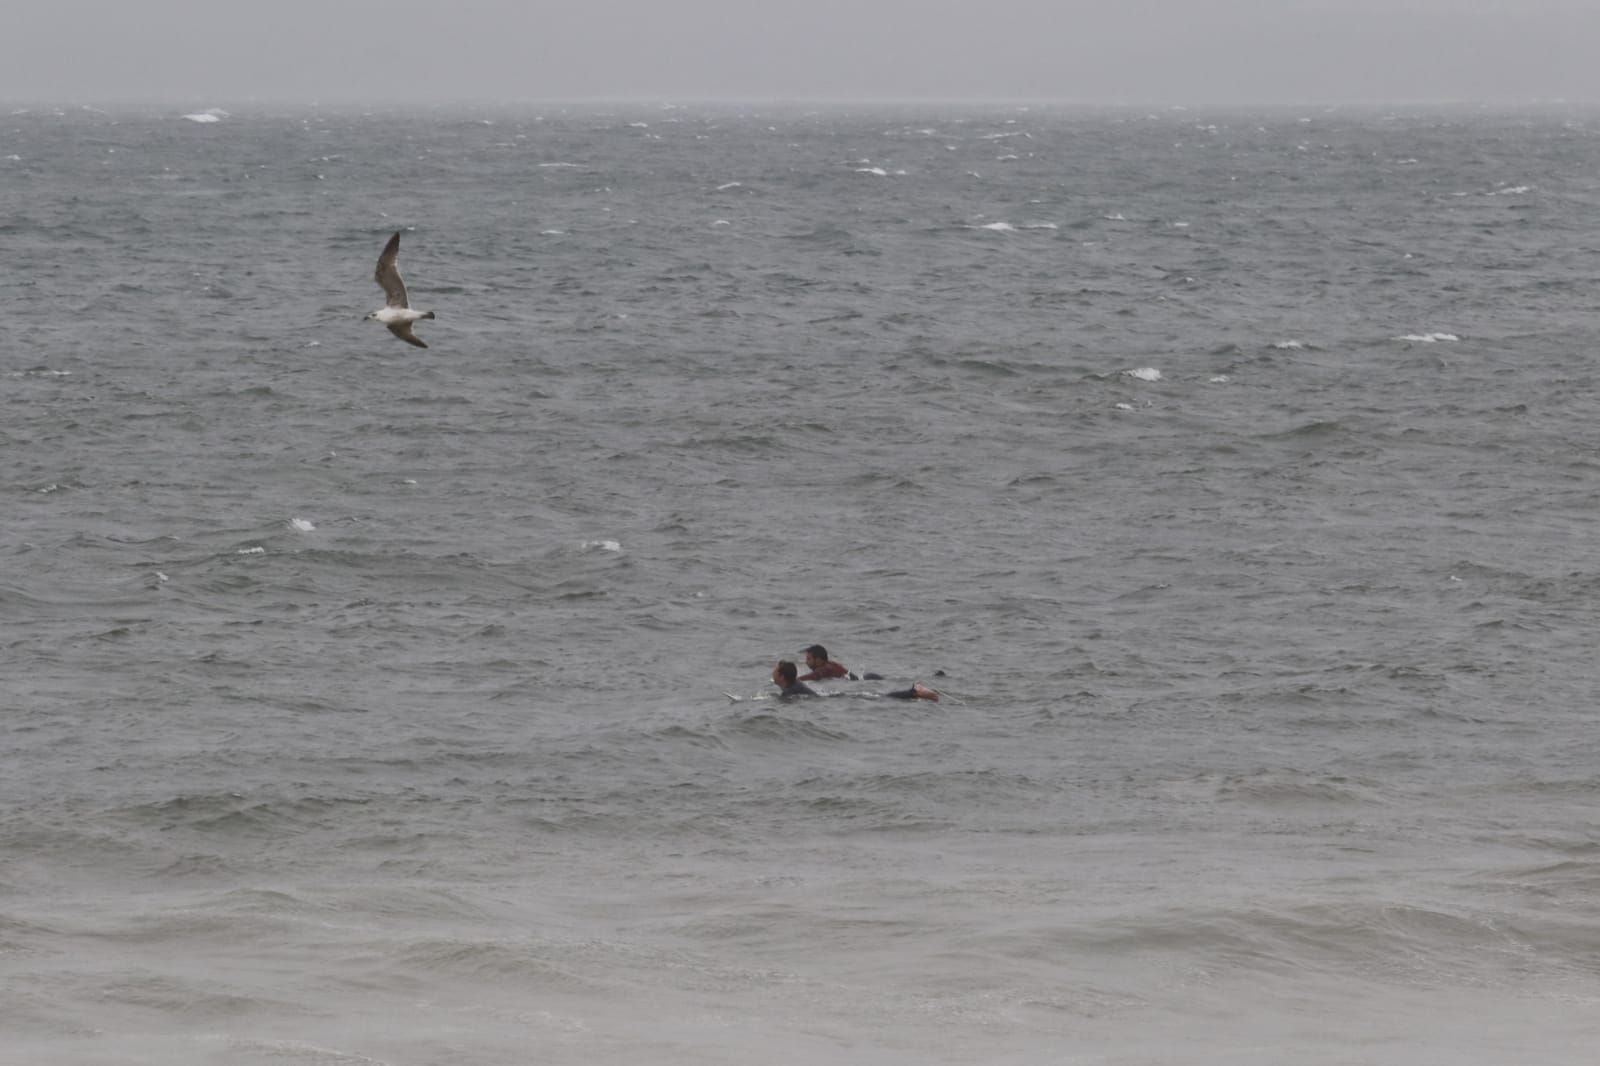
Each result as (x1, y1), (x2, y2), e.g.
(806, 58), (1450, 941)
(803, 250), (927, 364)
(5, 101), (1600, 1064)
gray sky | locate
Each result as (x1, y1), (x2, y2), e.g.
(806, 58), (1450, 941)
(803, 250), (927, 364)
(9, 0), (1600, 105)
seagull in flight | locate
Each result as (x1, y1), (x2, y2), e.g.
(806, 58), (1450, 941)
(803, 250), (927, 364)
(366, 231), (435, 348)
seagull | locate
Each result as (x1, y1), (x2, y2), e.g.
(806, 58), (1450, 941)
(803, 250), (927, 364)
(366, 231), (435, 348)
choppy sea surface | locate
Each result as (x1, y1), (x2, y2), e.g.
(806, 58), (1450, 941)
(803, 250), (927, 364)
(5, 101), (1600, 1064)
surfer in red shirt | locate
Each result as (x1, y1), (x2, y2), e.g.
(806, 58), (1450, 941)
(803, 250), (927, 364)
(799, 644), (852, 681)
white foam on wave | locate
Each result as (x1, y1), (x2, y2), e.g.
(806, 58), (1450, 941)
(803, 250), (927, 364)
(238, 546), (265, 555)
(715, 181), (742, 191)
(711, 219), (731, 227)
(1209, 375), (1230, 383)
(1396, 332), (1459, 343)
(581, 539), (622, 553)
(181, 108), (228, 124)
(1488, 185), (1531, 196)
(1124, 367), (1163, 382)
(855, 167), (890, 176)
(1271, 340), (1305, 350)
(290, 517), (316, 532)
(979, 221), (1015, 231)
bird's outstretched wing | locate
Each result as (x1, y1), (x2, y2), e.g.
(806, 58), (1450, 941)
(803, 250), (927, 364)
(387, 321), (428, 348)
(374, 231), (411, 309)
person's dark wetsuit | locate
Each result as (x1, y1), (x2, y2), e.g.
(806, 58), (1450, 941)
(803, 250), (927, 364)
(776, 681), (818, 698)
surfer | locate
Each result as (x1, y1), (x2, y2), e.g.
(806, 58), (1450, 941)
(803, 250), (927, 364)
(772, 660), (818, 698)
(771, 661), (938, 701)
(798, 644), (852, 681)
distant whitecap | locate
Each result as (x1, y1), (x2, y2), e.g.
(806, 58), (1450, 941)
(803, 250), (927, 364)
(1271, 340), (1305, 350)
(290, 518), (316, 532)
(855, 167), (889, 176)
(581, 539), (622, 553)
(711, 219), (731, 226)
(1396, 332), (1459, 343)
(1209, 375), (1230, 383)
(1124, 367), (1163, 382)
(238, 546), (265, 555)
(181, 108), (228, 124)
(979, 221), (1015, 231)
(715, 181), (743, 191)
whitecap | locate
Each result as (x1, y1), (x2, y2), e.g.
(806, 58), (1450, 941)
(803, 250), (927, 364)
(711, 219), (731, 227)
(581, 539), (622, 553)
(181, 108), (228, 123)
(1209, 375), (1230, 384)
(1488, 185), (1531, 196)
(715, 181), (743, 191)
(1271, 340), (1305, 350)
(1021, 222), (1059, 230)
(290, 518), (316, 532)
(855, 167), (889, 176)
(1396, 332), (1459, 343)
(979, 221), (1016, 231)
(1124, 367), (1162, 382)
(238, 546), (265, 555)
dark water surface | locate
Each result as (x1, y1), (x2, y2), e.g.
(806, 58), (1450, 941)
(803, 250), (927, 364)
(4, 102), (1600, 1064)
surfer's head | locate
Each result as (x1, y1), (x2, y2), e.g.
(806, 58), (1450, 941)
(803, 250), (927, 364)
(773, 660), (799, 687)
(802, 645), (829, 670)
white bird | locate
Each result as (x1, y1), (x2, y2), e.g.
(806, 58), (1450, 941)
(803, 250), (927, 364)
(366, 231), (435, 348)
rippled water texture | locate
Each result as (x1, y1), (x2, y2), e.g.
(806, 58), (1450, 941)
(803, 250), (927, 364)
(5, 103), (1600, 1064)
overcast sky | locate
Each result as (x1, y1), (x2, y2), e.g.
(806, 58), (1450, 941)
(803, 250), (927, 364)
(8, 0), (1600, 106)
